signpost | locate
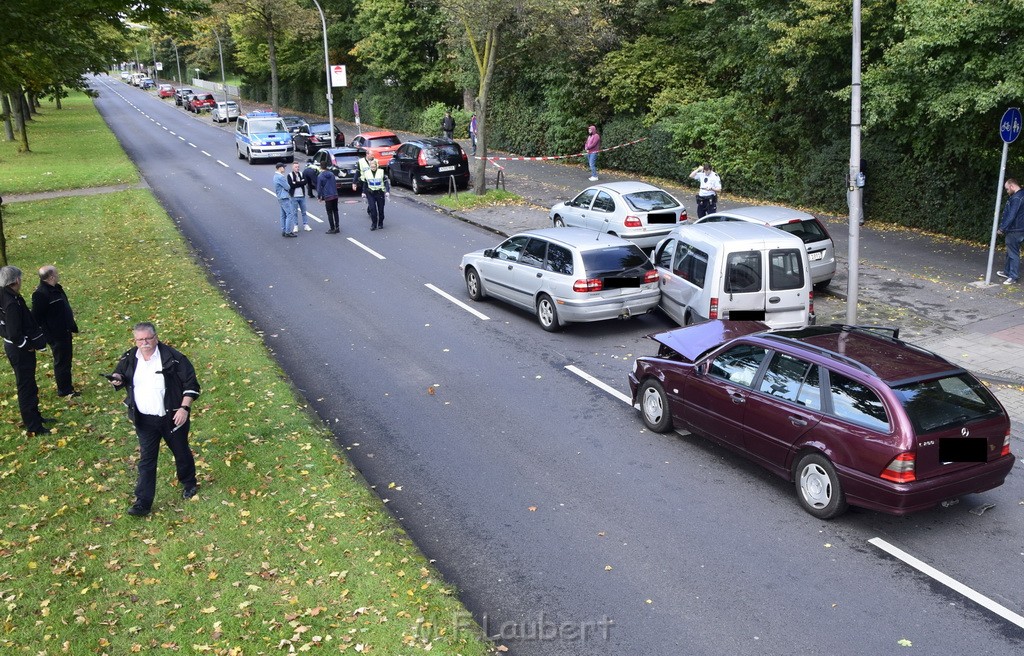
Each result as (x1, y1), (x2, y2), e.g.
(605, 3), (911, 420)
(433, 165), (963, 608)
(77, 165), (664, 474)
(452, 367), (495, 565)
(354, 98), (360, 133)
(330, 65), (346, 88)
(982, 107), (1022, 286)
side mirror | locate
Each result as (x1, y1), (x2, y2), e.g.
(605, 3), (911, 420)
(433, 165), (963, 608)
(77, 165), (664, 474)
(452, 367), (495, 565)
(695, 361), (710, 377)
(483, 249), (495, 258)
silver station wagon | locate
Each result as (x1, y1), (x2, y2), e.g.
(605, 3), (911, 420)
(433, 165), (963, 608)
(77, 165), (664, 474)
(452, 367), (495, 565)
(549, 181), (688, 249)
(461, 228), (661, 331)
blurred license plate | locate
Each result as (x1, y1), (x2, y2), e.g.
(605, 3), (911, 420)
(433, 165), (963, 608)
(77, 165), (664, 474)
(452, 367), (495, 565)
(438, 165), (456, 172)
(809, 251), (824, 261)
(382, 151), (394, 156)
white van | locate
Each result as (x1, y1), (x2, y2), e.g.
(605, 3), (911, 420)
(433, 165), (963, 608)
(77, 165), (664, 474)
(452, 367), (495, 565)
(652, 222), (814, 329)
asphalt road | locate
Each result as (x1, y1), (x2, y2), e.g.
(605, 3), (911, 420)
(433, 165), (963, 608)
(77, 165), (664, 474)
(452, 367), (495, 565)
(90, 76), (1023, 655)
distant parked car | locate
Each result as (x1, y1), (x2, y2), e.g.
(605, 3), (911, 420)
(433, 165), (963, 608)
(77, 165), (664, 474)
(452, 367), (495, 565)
(174, 88), (195, 106)
(140, 77), (155, 90)
(212, 101), (240, 123)
(549, 181), (688, 250)
(281, 116), (305, 134)
(188, 93), (216, 113)
(387, 138), (470, 194)
(293, 122), (343, 155)
(157, 84), (175, 98)
(629, 321), (1015, 518)
(694, 205), (836, 290)
(460, 227), (660, 331)
(309, 147), (366, 189)
(120, 71), (131, 82)
(349, 131), (401, 167)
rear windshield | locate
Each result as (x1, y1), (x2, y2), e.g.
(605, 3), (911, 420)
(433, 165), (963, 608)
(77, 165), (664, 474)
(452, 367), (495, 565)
(768, 249), (805, 290)
(725, 251), (762, 294)
(332, 154), (362, 168)
(623, 190), (679, 212)
(197, 94), (214, 100)
(776, 218), (829, 244)
(424, 145), (463, 162)
(310, 124), (335, 133)
(893, 373), (1004, 434)
(369, 136), (401, 148)
(581, 245), (652, 277)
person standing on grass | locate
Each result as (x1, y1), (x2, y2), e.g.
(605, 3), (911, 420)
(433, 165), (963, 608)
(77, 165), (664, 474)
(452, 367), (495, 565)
(361, 158), (391, 231)
(31, 265), (80, 398)
(288, 162), (313, 233)
(317, 165), (341, 234)
(584, 125), (601, 181)
(1, 266), (50, 436)
(109, 322), (200, 517)
(274, 163), (296, 237)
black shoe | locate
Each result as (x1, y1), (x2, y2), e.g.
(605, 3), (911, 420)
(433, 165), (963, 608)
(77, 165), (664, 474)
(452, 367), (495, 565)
(284, 232), (298, 238)
(370, 226), (377, 231)
(182, 486), (199, 500)
(27, 426), (48, 436)
(41, 417), (57, 424)
(60, 390), (81, 398)
(127, 502), (151, 517)
(378, 223), (384, 229)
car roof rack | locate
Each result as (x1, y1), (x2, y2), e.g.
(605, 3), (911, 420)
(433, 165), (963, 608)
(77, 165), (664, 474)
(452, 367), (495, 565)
(761, 333), (877, 376)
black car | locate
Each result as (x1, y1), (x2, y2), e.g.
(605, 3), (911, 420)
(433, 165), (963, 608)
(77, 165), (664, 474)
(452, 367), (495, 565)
(293, 123), (344, 155)
(310, 147), (366, 190)
(281, 115), (305, 134)
(387, 138), (470, 194)
(174, 88), (195, 106)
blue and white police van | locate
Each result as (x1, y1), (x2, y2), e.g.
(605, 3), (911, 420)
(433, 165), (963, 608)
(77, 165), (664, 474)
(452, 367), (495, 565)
(235, 111), (294, 164)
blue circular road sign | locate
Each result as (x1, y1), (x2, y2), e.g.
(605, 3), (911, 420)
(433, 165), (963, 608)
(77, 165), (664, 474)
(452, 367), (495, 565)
(1000, 107), (1021, 143)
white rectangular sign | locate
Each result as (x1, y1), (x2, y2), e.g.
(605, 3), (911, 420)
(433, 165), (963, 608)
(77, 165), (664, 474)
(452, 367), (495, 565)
(330, 64), (347, 88)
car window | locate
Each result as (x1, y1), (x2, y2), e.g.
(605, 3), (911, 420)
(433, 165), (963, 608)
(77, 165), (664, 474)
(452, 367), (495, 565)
(725, 251), (762, 294)
(673, 242), (709, 288)
(369, 136), (401, 147)
(768, 249), (805, 290)
(777, 218), (829, 244)
(828, 372), (889, 432)
(623, 190), (679, 211)
(592, 192), (616, 213)
(520, 238), (548, 268)
(654, 240), (675, 270)
(495, 236), (529, 262)
(581, 244), (650, 277)
(544, 244), (574, 275)
(708, 343), (769, 388)
(334, 154), (362, 168)
(893, 373), (1004, 434)
(571, 189), (597, 209)
(759, 353), (821, 410)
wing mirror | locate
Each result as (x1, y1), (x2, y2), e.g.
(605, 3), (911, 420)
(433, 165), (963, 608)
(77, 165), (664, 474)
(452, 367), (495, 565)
(483, 249), (496, 258)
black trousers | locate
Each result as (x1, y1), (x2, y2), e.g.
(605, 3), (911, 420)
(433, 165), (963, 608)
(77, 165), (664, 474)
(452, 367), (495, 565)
(367, 192), (386, 228)
(133, 412), (197, 507)
(695, 194), (718, 219)
(49, 333), (74, 396)
(324, 198), (339, 231)
(4, 343), (44, 432)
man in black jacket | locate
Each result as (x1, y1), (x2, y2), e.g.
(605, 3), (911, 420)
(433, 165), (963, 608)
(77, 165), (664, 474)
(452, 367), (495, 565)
(32, 265), (80, 397)
(1, 265), (50, 435)
(110, 322), (200, 517)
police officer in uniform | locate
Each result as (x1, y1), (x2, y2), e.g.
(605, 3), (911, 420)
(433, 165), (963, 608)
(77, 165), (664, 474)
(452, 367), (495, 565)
(360, 158), (391, 231)
(32, 265), (80, 397)
(1, 266), (50, 435)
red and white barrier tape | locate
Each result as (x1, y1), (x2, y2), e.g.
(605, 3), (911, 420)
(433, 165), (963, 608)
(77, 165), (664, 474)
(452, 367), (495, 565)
(474, 137), (648, 164)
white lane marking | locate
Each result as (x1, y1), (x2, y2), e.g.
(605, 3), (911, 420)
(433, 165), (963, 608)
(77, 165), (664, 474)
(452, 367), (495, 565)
(868, 537), (1024, 629)
(216, 160), (229, 168)
(169, 131), (176, 136)
(161, 126), (168, 131)
(201, 150), (212, 157)
(236, 172), (252, 181)
(178, 136), (186, 141)
(425, 284), (489, 321)
(565, 365), (632, 405)
(346, 238), (386, 260)
(188, 142), (197, 148)
(262, 187), (276, 197)
(305, 211), (323, 223)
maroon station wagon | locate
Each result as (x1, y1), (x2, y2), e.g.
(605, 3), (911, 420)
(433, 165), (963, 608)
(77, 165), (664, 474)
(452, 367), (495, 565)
(628, 321), (1015, 518)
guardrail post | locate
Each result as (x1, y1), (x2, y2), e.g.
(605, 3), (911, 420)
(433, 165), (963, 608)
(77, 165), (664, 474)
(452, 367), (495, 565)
(447, 174), (459, 199)
(495, 169), (505, 191)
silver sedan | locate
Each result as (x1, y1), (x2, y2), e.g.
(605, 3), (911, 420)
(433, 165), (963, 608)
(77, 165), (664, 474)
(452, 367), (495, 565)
(549, 181), (688, 249)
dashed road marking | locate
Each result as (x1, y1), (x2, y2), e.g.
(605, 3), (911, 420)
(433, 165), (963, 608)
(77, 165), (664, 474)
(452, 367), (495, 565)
(425, 284), (489, 321)
(564, 365), (632, 405)
(236, 172), (252, 181)
(346, 238), (386, 260)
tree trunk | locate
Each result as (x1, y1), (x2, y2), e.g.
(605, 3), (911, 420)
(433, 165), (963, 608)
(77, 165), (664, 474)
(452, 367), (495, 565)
(0, 203), (8, 266)
(268, 27), (279, 114)
(55, 85), (63, 110)
(14, 90), (29, 152)
(2, 94), (14, 141)
(20, 91), (33, 123)
(473, 30), (499, 196)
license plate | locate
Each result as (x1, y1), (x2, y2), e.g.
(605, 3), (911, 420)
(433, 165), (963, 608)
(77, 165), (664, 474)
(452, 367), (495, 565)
(809, 251), (824, 261)
(381, 151), (394, 157)
(438, 165), (456, 172)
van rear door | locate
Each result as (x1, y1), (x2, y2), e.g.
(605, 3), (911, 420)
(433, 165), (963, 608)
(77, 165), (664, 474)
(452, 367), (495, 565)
(763, 247), (811, 328)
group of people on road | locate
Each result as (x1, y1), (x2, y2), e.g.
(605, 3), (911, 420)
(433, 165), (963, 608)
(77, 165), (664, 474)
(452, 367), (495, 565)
(2, 265), (202, 518)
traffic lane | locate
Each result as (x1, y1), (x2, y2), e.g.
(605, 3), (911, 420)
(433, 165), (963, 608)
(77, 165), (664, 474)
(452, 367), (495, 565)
(90, 84), (1024, 650)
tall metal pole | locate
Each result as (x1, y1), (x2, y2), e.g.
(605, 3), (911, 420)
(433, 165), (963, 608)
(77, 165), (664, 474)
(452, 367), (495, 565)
(173, 41), (183, 85)
(846, 0), (863, 324)
(150, 41), (158, 82)
(311, 0), (335, 147)
(212, 28), (229, 105)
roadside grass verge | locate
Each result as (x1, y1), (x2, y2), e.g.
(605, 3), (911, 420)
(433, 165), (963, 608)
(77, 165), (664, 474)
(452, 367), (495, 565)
(0, 193), (489, 652)
(0, 93), (138, 195)
(432, 188), (525, 212)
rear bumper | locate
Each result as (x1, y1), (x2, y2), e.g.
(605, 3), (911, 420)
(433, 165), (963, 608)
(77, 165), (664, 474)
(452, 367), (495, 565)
(556, 287), (661, 324)
(417, 171), (470, 189)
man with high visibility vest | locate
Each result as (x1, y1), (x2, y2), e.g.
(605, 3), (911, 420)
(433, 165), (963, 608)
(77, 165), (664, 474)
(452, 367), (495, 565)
(360, 158), (391, 231)
(354, 151), (376, 221)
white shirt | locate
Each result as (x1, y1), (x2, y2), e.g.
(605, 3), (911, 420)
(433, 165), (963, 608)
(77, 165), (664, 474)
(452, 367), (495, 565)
(691, 169), (722, 197)
(133, 347), (166, 417)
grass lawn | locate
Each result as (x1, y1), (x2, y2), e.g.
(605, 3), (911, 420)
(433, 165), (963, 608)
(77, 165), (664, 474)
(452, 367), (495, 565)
(433, 189), (525, 212)
(0, 105), (490, 654)
(0, 93), (139, 195)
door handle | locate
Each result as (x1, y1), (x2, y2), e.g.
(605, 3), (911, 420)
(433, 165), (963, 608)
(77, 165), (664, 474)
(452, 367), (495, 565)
(507, 265), (513, 270)
(789, 416), (808, 427)
(769, 296), (780, 304)
(730, 392), (745, 404)
(536, 272), (543, 278)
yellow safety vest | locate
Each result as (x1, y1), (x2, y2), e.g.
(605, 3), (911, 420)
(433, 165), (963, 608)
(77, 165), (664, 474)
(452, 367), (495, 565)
(366, 168), (386, 191)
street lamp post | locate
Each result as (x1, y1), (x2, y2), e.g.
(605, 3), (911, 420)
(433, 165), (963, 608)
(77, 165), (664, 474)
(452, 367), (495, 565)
(311, 0), (336, 147)
(212, 28), (229, 105)
(846, 0), (863, 324)
(173, 41), (182, 85)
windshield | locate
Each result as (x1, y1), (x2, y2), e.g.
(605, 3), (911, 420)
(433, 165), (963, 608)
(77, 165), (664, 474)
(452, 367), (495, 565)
(623, 190), (679, 212)
(776, 218), (829, 244)
(250, 119), (286, 133)
(893, 372), (1004, 433)
(581, 245), (652, 277)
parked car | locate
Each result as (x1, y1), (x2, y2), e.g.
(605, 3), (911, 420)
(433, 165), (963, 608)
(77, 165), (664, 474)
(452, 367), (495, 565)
(293, 122), (344, 155)
(549, 181), (688, 250)
(694, 205), (836, 290)
(140, 78), (155, 90)
(281, 115), (305, 134)
(120, 71), (132, 82)
(629, 320), (1015, 518)
(174, 87), (195, 106)
(157, 84), (175, 98)
(235, 111), (294, 163)
(460, 228), (660, 331)
(212, 101), (240, 123)
(388, 138), (470, 194)
(652, 222), (814, 329)
(310, 147), (366, 188)
(188, 93), (216, 113)
(349, 131), (401, 167)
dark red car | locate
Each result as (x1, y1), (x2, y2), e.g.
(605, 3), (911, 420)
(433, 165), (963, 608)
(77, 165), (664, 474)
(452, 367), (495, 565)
(188, 93), (216, 113)
(628, 321), (1014, 518)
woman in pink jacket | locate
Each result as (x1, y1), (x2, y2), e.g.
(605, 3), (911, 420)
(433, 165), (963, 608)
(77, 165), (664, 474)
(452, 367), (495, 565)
(584, 125), (601, 181)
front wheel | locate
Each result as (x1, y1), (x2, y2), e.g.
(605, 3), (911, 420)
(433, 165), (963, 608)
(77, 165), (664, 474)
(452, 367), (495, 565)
(552, 215), (566, 228)
(411, 176), (422, 194)
(638, 379), (672, 433)
(465, 267), (484, 301)
(795, 453), (848, 519)
(536, 294), (561, 332)
(237, 145), (244, 160)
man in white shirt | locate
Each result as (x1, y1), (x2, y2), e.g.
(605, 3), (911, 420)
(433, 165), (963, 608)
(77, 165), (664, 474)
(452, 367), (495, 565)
(690, 163), (722, 219)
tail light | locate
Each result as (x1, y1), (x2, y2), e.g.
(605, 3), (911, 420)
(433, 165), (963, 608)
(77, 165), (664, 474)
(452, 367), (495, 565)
(573, 278), (604, 292)
(880, 452), (916, 483)
(709, 298), (719, 319)
(679, 210), (688, 223)
(462, 150), (468, 161)
(418, 150), (428, 166)
(808, 290), (814, 316)
(310, 135), (320, 142)
(1001, 431), (1011, 457)
(643, 269), (659, 284)
(624, 215), (642, 228)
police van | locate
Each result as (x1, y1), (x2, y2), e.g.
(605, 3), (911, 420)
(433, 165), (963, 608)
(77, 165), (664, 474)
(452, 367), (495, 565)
(235, 111), (294, 164)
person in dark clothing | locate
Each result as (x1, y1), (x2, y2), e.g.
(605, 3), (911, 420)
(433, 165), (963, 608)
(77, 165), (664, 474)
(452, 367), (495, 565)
(1, 266), (50, 435)
(31, 265), (80, 397)
(360, 158), (391, 231)
(997, 178), (1024, 285)
(109, 322), (200, 517)
(441, 110), (455, 140)
(316, 165), (341, 233)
